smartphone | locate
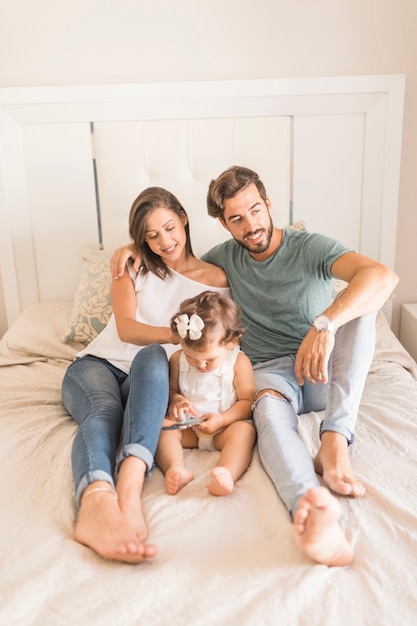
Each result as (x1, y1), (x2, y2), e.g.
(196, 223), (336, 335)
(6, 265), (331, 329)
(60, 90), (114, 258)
(162, 416), (202, 430)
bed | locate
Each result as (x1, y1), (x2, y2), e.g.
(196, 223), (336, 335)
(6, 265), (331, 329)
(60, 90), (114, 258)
(1, 295), (417, 625)
(1, 76), (417, 626)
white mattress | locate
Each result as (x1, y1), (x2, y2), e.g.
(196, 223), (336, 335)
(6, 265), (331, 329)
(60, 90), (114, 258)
(1, 302), (417, 626)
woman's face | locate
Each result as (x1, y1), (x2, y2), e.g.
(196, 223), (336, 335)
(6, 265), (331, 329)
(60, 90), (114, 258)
(144, 207), (188, 264)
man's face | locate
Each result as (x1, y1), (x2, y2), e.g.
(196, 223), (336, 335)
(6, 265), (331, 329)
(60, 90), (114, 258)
(220, 183), (273, 257)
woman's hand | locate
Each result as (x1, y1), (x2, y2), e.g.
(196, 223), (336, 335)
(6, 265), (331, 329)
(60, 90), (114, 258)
(111, 243), (141, 278)
(169, 332), (181, 346)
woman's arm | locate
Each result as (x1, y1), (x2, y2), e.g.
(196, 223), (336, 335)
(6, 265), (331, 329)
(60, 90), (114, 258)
(111, 269), (177, 346)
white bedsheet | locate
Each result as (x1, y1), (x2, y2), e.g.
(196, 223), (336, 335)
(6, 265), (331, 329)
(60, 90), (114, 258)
(1, 303), (417, 626)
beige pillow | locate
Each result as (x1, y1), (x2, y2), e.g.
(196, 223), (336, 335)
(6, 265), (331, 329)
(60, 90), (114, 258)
(63, 247), (113, 344)
(287, 220), (306, 231)
(0, 302), (84, 363)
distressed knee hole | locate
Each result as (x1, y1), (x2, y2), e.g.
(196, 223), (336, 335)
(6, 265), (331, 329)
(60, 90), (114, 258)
(255, 389), (289, 403)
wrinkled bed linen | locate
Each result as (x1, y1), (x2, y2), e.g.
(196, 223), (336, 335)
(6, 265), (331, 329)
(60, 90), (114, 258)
(0, 304), (416, 626)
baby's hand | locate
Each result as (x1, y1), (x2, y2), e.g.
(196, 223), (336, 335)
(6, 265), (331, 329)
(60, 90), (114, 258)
(168, 396), (198, 421)
(197, 413), (224, 434)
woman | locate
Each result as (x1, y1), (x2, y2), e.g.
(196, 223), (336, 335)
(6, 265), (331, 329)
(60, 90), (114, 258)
(62, 187), (229, 563)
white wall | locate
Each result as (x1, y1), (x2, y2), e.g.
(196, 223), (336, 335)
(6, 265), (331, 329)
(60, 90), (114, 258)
(1, 0), (416, 334)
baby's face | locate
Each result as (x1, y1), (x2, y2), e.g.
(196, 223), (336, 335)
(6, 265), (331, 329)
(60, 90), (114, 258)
(181, 341), (229, 372)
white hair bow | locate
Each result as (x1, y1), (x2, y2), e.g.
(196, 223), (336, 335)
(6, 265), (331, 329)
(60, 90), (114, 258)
(174, 314), (205, 340)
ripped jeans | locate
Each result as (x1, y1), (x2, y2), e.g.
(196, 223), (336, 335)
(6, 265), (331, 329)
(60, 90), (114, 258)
(252, 313), (376, 517)
(62, 344), (169, 504)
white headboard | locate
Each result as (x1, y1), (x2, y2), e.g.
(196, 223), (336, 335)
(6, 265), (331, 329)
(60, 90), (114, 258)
(0, 75), (405, 335)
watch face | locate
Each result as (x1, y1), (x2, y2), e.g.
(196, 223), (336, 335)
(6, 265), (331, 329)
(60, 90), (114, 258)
(313, 315), (336, 332)
(314, 316), (328, 331)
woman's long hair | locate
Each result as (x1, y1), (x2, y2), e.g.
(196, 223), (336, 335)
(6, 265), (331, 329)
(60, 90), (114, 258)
(129, 187), (194, 278)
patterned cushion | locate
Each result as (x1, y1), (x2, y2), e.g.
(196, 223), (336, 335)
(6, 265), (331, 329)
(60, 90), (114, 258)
(63, 247), (112, 344)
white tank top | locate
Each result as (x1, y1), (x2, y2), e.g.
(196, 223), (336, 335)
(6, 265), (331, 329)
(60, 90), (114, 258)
(178, 346), (240, 414)
(76, 267), (230, 373)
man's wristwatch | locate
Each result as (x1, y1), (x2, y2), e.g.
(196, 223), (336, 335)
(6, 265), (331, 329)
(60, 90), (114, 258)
(312, 314), (337, 333)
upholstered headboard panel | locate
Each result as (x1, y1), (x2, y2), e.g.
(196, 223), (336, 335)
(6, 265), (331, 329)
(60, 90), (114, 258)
(0, 76), (405, 335)
(92, 116), (290, 255)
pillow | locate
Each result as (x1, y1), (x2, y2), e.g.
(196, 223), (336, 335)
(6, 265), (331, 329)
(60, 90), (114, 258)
(287, 220), (306, 231)
(0, 301), (84, 363)
(63, 247), (113, 344)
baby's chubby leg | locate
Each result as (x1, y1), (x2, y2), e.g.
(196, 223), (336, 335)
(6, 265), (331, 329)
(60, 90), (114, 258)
(155, 423), (197, 495)
(210, 421), (256, 496)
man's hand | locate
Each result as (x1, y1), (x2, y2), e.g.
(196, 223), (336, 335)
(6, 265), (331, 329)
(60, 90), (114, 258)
(294, 327), (335, 385)
(111, 243), (140, 278)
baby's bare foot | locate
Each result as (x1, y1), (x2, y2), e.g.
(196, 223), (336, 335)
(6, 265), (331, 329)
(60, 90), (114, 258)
(165, 465), (194, 495)
(74, 490), (158, 563)
(209, 466), (234, 496)
(293, 486), (353, 567)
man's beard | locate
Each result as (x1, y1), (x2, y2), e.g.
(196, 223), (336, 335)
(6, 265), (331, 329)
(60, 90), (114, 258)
(238, 219), (273, 255)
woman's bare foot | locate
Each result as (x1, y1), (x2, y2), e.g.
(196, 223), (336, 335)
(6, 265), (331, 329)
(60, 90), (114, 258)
(314, 431), (366, 498)
(117, 492), (148, 542)
(116, 457), (149, 542)
(74, 488), (158, 563)
(209, 466), (234, 496)
(293, 486), (353, 567)
(165, 465), (194, 495)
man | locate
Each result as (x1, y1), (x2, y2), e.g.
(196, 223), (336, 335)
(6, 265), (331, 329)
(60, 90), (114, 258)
(112, 166), (398, 566)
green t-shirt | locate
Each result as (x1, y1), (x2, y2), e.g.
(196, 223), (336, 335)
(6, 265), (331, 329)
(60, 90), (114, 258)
(202, 228), (351, 363)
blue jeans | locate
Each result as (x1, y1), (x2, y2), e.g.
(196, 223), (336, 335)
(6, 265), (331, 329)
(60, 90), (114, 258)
(252, 313), (376, 517)
(61, 344), (169, 504)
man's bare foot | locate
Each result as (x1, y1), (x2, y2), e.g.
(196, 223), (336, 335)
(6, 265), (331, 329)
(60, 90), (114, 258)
(165, 465), (194, 495)
(293, 486), (353, 567)
(314, 432), (366, 498)
(74, 489), (158, 563)
(209, 466), (234, 496)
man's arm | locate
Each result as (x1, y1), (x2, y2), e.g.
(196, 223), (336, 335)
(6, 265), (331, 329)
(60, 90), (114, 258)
(294, 251), (399, 386)
(320, 251), (399, 327)
(111, 243), (140, 279)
